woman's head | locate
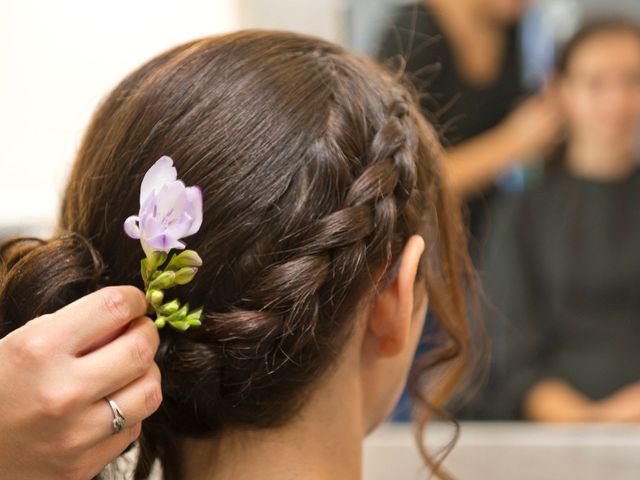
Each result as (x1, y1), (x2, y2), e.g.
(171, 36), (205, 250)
(0, 30), (471, 478)
(557, 19), (640, 150)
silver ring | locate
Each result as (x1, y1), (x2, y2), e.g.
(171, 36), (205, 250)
(105, 397), (127, 434)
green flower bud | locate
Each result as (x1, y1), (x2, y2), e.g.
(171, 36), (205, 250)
(146, 289), (164, 308)
(168, 320), (189, 331)
(166, 250), (203, 270)
(165, 305), (188, 323)
(149, 270), (176, 289)
(167, 305), (196, 332)
(166, 305), (190, 331)
(147, 251), (168, 271)
(185, 307), (203, 327)
(154, 315), (167, 328)
(174, 267), (198, 285)
(157, 299), (180, 315)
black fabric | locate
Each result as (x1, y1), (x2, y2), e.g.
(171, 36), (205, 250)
(377, 2), (523, 243)
(479, 165), (640, 419)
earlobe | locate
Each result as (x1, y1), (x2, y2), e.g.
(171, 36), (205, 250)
(368, 235), (425, 358)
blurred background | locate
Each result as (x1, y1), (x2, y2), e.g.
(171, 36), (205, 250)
(3, 0), (639, 235)
(4, 1), (640, 478)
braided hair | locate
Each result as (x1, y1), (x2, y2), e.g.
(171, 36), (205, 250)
(0, 30), (473, 479)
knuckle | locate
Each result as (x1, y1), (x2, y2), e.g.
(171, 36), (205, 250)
(137, 316), (160, 351)
(37, 385), (81, 418)
(152, 361), (162, 381)
(130, 333), (154, 374)
(146, 319), (161, 349)
(144, 377), (163, 415)
(101, 287), (131, 324)
(11, 332), (52, 363)
(58, 430), (85, 456)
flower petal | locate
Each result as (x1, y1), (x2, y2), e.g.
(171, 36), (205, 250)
(126, 154), (203, 256)
(145, 233), (186, 251)
(155, 180), (187, 220)
(139, 207), (165, 239)
(123, 215), (141, 239)
(183, 186), (203, 236)
(165, 211), (194, 240)
(140, 156), (177, 205)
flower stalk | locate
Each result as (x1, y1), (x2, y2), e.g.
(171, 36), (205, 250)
(141, 250), (203, 330)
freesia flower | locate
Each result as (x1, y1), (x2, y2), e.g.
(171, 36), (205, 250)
(124, 156), (202, 256)
(123, 155), (204, 331)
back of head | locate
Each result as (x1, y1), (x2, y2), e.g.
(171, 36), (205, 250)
(0, 30), (472, 478)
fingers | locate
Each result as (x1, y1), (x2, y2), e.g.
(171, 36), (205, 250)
(75, 316), (160, 403)
(81, 423), (143, 479)
(50, 286), (148, 354)
(83, 362), (162, 448)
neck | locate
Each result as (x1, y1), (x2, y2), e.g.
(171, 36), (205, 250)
(565, 137), (637, 181)
(178, 354), (365, 480)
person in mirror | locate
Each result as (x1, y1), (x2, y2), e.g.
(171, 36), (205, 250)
(481, 18), (640, 422)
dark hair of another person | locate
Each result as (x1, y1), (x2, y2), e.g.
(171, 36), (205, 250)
(546, 17), (640, 170)
(556, 17), (640, 75)
(0, 30), (475, 479)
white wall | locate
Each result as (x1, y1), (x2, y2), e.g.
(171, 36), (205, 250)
(7, 0), (638, 235)
(238, 0), (346, 44)
(0, 0), (240, 234)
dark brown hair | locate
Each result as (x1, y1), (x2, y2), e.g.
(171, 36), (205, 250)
(557, 17), (640, 75)
(0, 30), (473, 479)
(545, 17), (640, 172)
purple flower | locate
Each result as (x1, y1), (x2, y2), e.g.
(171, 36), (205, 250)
(124, 156), (202, 256)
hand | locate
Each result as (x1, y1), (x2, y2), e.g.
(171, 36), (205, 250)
(0, 286), (162, 480)
(591, 382), (640, 422)
(499, 92), (563, 162)
(442, 90), (564, 197)
(523, 378), (595, 422)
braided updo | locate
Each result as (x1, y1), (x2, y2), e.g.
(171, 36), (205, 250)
(0, 30), (473, 478)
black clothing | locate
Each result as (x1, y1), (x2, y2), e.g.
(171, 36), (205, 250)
(378, 2), (523, 242)
(481, 165), (640, 419)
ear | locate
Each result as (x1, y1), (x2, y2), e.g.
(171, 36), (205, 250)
(367, 235), (426, 358)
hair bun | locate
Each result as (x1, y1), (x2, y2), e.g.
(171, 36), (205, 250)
(0, 233), (105, 336)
